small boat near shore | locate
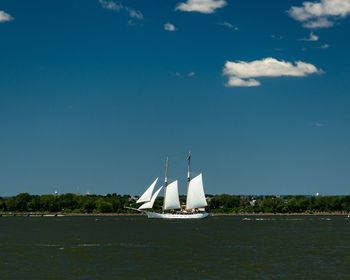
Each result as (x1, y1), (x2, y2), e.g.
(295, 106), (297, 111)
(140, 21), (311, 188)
(127, 153), (208, 219)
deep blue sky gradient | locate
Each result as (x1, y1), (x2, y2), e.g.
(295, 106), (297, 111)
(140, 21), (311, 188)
(0, 0), (350, 196)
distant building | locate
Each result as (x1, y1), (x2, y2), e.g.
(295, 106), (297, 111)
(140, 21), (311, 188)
(249, 199), (256, 206)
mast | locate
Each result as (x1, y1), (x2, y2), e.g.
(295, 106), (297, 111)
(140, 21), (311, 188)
(187, 151), (191, 182)
(185, 152), (207, 210)
(162, 156), (169, 212)
(186, 151), (191, 211)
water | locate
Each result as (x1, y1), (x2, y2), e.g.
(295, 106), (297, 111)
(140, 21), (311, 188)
(0, 216), (350, 279)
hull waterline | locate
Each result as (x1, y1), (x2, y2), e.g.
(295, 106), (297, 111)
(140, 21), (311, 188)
(145, 211), (209, 219)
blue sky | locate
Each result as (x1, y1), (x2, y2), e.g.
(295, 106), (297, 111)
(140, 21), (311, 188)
(1, 0), (350, 196)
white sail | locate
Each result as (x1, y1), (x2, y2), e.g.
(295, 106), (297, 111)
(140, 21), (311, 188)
(136, 177), (158, 204)
(186, 173), (207, 210)
(138, 186), (163, 210)
(163, 180), (181, 210)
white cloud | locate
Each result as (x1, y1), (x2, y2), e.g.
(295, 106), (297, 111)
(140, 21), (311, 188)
(271, 35), (285, 40)
(310, 122), (326, 127)
(99, 0), (122, 11)
(98, 0), (143, 22)
(226, 77), (260, 87)
(174, 71), (196, 77)
(127, 8), (143, 20)
(319, 43), (330, 48)
(0, 10), (14, 22)
(288, 0), (350, 29)
(217, 22), (238, 30)
(302, 43), (330, 51)
(164, 23), (176, 32)
(223, 57), (321, 87)
(303, 17), (333, 28)
(299, 31), (319, 41)
(176, 0), (226, 14)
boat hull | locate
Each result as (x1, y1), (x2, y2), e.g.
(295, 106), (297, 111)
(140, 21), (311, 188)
(145, 211), (209, 219)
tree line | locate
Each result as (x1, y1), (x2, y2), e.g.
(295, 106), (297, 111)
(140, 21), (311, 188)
(0, 193), (350, 214)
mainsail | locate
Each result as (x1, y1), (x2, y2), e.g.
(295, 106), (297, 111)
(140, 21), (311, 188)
(138, 186), (163, 210)
(136, 177), (158, 204)
(163, 180), (181, 210)
(186, 173), (207, 210)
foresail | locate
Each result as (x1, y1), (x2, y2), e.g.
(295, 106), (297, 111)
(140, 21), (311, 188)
(136, 177), (158, 204)
(138, 186), (163, 210)
(186, 173), (207, 209)
(163, 180), (181, 210)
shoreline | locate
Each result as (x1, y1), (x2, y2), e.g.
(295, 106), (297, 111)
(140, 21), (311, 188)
(1, 212), (349, 217)
(210, 212), (350, 216)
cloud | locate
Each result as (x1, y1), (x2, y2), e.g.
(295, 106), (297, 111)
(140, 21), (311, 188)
(176, 0), (226, 14)
(226, 77), (260, 87)
(127, 9), (143, 20)
(0, 10), (14, 22)
(271, 35), (285, 40)
(164, 23), (176, 32)
(299, 32), (319, 41)
(319, 43), (330, 49)
(99, 0), (121, 10)
(303, 17), (333, 28)
(288, 0), (350, 29)
(223, 57), (322, 87)
(98, 0), (143, 23)
(310, 122), (326, 127)
(302, 43), (330, 51)
(217, 22), (238, 30)
(174, 71), (196, 77)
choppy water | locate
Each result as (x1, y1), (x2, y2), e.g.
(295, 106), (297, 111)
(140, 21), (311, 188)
(0, 215), (350, 279)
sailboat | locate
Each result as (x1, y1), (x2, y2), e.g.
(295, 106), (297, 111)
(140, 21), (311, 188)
(128, 153), (209, 219)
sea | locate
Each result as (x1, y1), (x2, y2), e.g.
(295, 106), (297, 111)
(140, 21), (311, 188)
(0, 215), (349, 279)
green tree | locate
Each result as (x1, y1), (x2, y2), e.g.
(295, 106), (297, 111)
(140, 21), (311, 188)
(7, 193), (32, 212)
(96, 200), (113, 213)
